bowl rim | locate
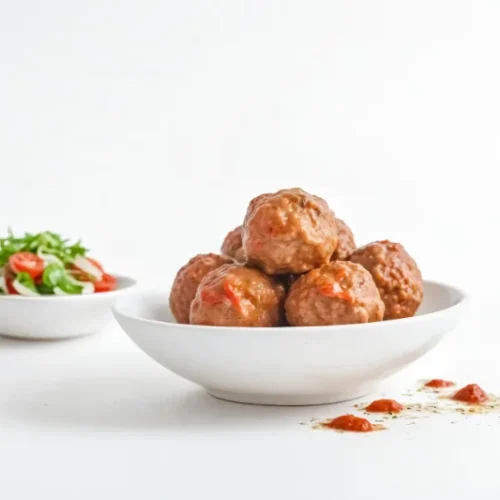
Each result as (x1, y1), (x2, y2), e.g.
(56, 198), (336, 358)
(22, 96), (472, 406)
(0, 273), (138, 302)
(113, 279), (470, 333)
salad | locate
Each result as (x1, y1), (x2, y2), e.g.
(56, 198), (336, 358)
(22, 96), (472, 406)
(0, 230), (117, 296)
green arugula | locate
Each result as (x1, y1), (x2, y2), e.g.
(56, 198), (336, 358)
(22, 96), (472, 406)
(0, 230), (88, 267)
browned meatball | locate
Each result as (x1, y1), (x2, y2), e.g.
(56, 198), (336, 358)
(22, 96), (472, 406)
(350, 240), (423, 320)
(169, 253), (232, 324)
(285, 261), (384, 326)
(221, 225), (245, 262)
(190, 264), (285, 327)
(243, 188), (338, 274)
(331, 219), (356, 261)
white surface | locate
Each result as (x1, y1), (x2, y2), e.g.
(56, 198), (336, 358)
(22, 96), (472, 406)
(1, 0), (500, 498)
(113, 281), (468, 405)
(0, 275), (136, 339)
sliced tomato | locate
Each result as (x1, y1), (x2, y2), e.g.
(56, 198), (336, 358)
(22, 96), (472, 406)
(93, 273), (117, 293)
(86, 257), (104, 272)
(9, 252), (45, 279)
(4, 265), (19, 294)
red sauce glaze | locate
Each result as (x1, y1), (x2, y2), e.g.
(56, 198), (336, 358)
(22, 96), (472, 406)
(425, 379), (455, 389)
(223, 282), (243, 312)
(365, 399), (404, 413)
(453, 384), (488, 404)
(319, 283), (353, 303)
(200, 290), (225, 304)
(323, 414), (374, 432)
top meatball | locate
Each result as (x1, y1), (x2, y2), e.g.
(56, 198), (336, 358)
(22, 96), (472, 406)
(169, 253), (232, 324)
(221, 225), (245, 262)
(350, 240), (423, 320)
(190, 264), (285, 327)
(285, 261), (384, 326)
(331, 218), (356, 261)
(242, 188), (338, 274)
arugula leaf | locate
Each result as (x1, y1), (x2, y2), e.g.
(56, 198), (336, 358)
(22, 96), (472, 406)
(0, 230), (88, 267)
(56, 280), (84, 295)
(16, 272), (37, 292)
(42, 263), (66, 288)
(41, 263), (83, 295)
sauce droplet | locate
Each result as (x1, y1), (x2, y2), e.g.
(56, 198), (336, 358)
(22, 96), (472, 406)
(453, 384), (488, 404)
(425, 379), (455, 389)
(365, 399), (405, 413)
(321, 414), (374, 432)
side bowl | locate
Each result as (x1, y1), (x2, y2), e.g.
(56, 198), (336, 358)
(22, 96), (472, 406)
(0, 275), (137, 340)
(113, 280), (469, 406)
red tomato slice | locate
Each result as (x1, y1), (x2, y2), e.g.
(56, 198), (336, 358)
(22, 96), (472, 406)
(93, 273), (117, 293)
(4, 265), (19, 294)
(86, 257), (104, 272)
(9, 252), (45, 279)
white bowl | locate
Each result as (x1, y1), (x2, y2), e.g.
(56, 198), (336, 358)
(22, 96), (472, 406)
(0, 275), (137, 340)
(113, 280), (469, 406)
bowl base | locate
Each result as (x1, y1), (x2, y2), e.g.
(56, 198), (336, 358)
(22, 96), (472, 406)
(206, 387), (375, 406)
(0, 331), (97, 341)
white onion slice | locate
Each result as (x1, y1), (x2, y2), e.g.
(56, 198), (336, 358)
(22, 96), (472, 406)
(12, 279), (40, 297)
(0, 275), (6, 294)
(53, 286), (69, 296)
(72, 256), (103, 281)
(37, 247), (63, 266)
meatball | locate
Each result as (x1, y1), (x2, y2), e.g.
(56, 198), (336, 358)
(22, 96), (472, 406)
(221, 225), (245, 262)
(349, 240), (423, 320)
(190, 264), (285, 327)
(169, 253), (232, 324)
(285, 261), (384, 326)
(243, 188), (338, 274)
(331, 219), (356, 261)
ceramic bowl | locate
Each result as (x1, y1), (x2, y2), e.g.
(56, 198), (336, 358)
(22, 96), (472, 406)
(113, 280), (469, 406)
(0, 275), (137, 340)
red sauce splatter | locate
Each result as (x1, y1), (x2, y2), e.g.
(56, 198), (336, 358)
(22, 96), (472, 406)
(322, 414), (374, 432)
(425, 379), (455, 389)
(223, 282), (243, 312)
(453, 384), (488, 404)
(365, 399), (405, 413)
(200, 290), (225, 304)
(319, 283), (353, 303)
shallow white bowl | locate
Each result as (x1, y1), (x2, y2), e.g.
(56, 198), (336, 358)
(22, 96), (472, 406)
(113, 280), (469, 406)
(0, 275), (137, 340)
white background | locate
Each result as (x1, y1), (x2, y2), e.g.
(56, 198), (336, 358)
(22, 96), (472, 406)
(1, 1), (500, 499)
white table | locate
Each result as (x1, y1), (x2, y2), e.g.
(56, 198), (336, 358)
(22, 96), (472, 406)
(1, 297), (499, 500)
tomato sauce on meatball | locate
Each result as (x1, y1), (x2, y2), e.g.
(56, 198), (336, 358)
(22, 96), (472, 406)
(242, 188), (338, 275)
(350, 240), (423, 320)
(285, 261), (384, 326)
(190, 264), (285, 327)
(169, 253), (232, 324)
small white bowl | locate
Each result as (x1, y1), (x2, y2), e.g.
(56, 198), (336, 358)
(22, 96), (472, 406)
(113, 280), (469, 406)
(0, 275), (137, 340)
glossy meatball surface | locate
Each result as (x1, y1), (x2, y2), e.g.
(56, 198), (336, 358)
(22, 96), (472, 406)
(169, 253), (232, 324)
(221, 225), (245, 262)
(190, 264), (285, 327)
(285, 261), (384, 326)
(350, 240), (423, 320)
(242, 188), (338, 274)
(331, 219), (356, 261)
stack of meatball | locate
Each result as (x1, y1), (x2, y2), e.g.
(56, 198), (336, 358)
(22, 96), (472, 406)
(169, 188), (423, 327)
